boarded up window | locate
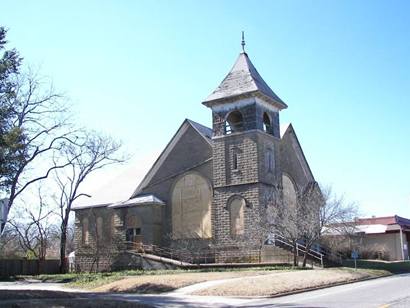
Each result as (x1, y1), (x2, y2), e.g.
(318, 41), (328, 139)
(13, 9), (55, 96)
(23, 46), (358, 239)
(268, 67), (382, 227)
(126, 214), (141, 229)
(229, 196), (245, 236)
(172, 173), (212, 239)
(96, 217), (103, 242)
(266, 149), (274, 173)
(125, 214), (142, 245)
(282, 174), (297, 209)
(82, 218), (89, 245)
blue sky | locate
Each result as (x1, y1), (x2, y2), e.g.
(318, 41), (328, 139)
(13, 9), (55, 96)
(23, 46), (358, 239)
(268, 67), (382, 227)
(2, 0), (410, 217)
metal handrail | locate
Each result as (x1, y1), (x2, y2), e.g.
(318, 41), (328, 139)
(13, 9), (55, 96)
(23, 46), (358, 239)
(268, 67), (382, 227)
(125, 242), (216, 265)
(272, 234), (324, 266)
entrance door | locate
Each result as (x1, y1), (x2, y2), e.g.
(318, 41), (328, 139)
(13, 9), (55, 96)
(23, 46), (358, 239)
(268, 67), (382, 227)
(126, 228), (142, 250)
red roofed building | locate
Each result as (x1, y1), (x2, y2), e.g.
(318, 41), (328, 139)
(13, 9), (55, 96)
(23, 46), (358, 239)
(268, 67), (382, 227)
(355, 215), (410, 261)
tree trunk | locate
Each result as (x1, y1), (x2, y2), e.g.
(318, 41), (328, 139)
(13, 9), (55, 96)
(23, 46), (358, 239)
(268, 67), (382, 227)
(302, 242), (313, 268)
(59, 225), (67, 273)
(302, 252), (308, 267)
(293, 242), (298, 266)
(59, 207), (71, 273)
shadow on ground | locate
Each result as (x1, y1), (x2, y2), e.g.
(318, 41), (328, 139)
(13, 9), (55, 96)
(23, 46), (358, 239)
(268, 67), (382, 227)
(107, 282), (176, 294)
(0, 290), (151, 308)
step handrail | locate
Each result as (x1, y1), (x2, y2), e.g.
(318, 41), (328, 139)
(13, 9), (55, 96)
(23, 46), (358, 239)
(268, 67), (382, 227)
(272, 234), (324, 266)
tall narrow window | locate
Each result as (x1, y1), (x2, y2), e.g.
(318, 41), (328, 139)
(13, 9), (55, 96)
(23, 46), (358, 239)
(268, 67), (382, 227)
(96, 217), (103, 242)
(225, 111), (244, 134)
(266, 149), (274, 173)
(233, 152), (238, 170)
(82, 218), (89, 245)
(263, 112), (272, 134)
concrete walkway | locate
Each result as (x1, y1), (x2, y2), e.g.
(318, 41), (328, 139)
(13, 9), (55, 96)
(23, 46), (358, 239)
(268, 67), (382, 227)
(168, 271), (290, 295)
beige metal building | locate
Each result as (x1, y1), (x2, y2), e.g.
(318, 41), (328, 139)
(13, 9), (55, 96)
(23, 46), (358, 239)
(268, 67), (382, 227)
(355, 215), (410, 261)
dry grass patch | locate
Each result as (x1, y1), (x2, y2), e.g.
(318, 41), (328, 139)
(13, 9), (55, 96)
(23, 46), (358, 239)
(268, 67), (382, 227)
(194, 268), (390, 297)
(92, 270), (283, 294)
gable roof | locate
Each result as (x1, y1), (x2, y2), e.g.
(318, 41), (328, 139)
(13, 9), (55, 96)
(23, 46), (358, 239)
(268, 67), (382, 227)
(202, 52), (287, 110)
(131, 119), (212, 197)
(186, 119), (213, 141)
(280, 123), (291, 139)
(280, 123), (315, 182)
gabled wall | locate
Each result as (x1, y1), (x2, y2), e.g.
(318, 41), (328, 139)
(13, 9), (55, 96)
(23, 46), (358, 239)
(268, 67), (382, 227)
(279, 126), (314, 191)
(137, 124), (213, 248)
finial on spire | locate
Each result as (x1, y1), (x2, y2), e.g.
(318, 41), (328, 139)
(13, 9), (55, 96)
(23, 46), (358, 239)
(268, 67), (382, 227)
(241, 31), (246, 53)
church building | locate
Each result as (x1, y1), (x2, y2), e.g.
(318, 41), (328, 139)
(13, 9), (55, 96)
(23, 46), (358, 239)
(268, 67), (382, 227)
(73, 44), (316, 271)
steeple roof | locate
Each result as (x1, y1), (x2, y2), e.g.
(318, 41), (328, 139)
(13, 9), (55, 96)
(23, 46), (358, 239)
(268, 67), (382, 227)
(203, 52), (287, 109)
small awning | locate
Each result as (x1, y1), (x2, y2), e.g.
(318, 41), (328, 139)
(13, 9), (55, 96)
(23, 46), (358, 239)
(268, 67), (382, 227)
(108, 195), (165, 209)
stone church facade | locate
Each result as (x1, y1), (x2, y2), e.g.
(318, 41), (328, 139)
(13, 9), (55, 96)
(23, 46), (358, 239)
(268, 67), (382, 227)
(73, 49), (316, 271)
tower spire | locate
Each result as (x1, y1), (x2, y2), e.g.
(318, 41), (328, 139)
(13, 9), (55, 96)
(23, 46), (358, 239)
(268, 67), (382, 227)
(241, 31), (246, 53)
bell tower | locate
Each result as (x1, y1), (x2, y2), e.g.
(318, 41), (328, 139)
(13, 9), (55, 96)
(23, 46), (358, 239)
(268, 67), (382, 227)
(203, 42), (287, 262)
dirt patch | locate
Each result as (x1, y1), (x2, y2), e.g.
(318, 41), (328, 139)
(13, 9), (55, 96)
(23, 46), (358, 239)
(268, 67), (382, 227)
(194, 268), (389, 296)
(92, 270), (281, 294)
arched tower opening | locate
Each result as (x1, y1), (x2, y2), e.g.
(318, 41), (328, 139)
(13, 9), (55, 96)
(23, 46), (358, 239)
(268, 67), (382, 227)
(263, 112), (272, 134)
(225, 110), (244, 134)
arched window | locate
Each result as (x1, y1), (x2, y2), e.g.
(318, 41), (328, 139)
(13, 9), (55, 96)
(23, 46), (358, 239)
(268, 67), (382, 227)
(282, 174), (297, 209)
(228, 196), (246, 237)
(263, 112), (272, 134)
(171, 172), (212, 239)
(82, 218), (89, 245)
(225, 111), (244, 134)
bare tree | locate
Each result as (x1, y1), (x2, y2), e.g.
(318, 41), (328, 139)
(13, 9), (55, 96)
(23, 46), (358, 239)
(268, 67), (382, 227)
(54, 132), (125, 273)
(265, 182), (358, 267)
(296, 184), (359, 267)
(266, 187), (302, 266)
(319, 186), (359, 236)
(317, 186), (359, 258)
(297, 182), (323, 267)
(0, 225), (25, 258)
(8, 187), (58, 261)
(2, 70), (77, 215)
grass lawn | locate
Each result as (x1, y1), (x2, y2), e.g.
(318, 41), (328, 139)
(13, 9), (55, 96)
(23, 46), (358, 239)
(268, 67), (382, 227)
(7, 262), (398, 297)
(15, 265), (295, 290)
(194, 267), (390, 297)
(342, 259), (410, 274)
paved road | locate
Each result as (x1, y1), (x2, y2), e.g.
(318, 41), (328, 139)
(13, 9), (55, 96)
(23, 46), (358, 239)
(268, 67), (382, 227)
(253, 273), (410, 308)
(1, 274), (410, 307)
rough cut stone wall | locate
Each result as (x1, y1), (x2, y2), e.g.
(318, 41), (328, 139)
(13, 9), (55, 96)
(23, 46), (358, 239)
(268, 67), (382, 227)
(256, 131), (281, 187)
(213, 132), (259, 187)
(211, 127), (280, 261)
(74, 207), (121, 272)
(212, 103), (257, 137)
